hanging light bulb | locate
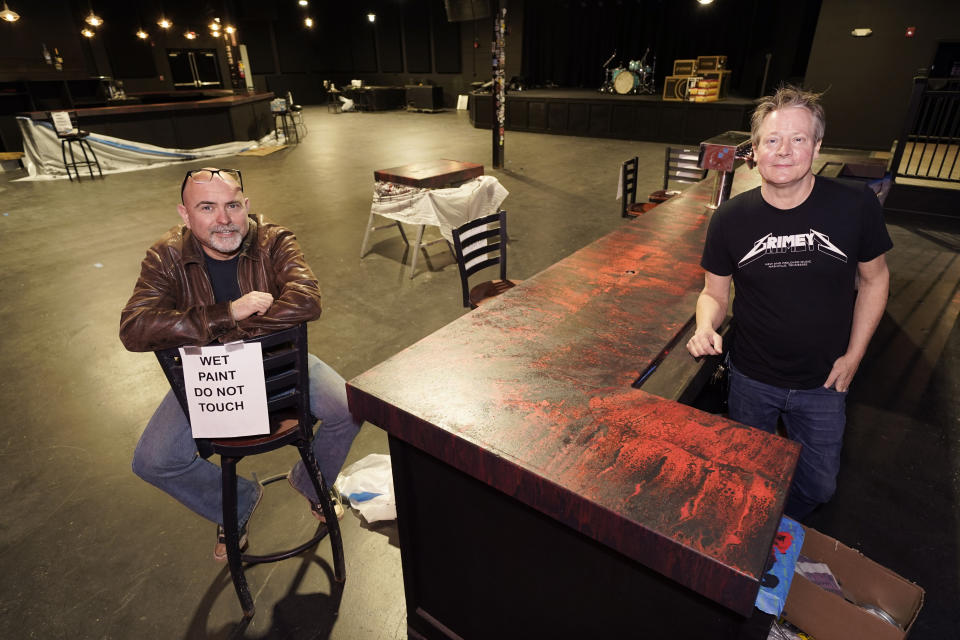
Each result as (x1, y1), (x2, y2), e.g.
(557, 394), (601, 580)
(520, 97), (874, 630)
(304, 17), (314, 28)
(0, 1), (20, 22)
(81, 27), (95, 37)
(136, 28), (148, 39)
(224, 25), (235, 34)
(158, 17), (172, 29)
(367, 12), (376, 23)
(85, 11), (103, 27)
(298, 0), (308, 6)
(184, 30), (197, 40)
(208, 18), (220, 31)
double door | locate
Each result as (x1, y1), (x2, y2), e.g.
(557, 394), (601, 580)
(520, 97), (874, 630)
(167, 49), (222, 89)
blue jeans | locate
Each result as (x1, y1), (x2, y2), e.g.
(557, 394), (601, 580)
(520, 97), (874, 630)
(727, 363), (847, 520)
(132, 354), (361, 526)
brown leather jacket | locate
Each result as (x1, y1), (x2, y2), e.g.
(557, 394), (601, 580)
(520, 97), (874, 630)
(119, 214), (321, 352)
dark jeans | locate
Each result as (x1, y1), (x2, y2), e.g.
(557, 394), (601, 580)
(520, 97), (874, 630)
(728, 363), (847, 520)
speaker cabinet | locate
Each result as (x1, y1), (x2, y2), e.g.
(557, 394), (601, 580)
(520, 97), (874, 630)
(673, 59), (697, 76)
(696, 55), (727, 72)
(663, 76), (691, 101)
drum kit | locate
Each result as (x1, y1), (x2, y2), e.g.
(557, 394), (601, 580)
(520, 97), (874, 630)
(600, 48), (657, 95)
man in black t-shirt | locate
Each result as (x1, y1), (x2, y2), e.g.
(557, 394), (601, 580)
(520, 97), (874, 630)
(687, 87), (892, 520)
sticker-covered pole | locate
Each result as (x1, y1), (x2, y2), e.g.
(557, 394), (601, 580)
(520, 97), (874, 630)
(491, 0), (506, 168)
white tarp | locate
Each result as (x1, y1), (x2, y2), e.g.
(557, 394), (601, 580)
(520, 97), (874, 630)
(15, 116), (288, 181)
(370, 175), (509, 243)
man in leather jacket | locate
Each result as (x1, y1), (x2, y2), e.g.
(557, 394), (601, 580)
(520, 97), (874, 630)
(120, 168), (360, 561)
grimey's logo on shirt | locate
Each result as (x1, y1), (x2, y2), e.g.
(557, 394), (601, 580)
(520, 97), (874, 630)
(738, 229), (848, 267)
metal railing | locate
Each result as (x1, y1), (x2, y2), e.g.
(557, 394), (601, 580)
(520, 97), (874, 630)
(891, 75), (960, 186)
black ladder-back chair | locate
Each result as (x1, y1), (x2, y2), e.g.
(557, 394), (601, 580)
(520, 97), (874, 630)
(155, 323), (345, 618)
(620, 156), (648, 218)
(49, 111), (103, 181)
(451, 210), (520, 309)
(649, 147), (707, 204)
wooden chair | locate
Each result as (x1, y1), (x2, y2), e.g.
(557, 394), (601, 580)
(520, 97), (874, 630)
(649, 147), (706, 204)
(451, 210), (520, 308)
(155, 324), (345, 618)
(49, 111), (102, 181)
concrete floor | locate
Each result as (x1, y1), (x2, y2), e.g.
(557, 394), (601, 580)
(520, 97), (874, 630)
(0, 108), (957, 639)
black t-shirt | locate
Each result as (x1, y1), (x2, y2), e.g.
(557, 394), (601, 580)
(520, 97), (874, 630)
(701, 176), (893, 389)
(203, 253), (242, 304)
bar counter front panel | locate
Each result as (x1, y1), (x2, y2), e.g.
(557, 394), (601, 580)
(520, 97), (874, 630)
(347, 168), (800, 639)
(20, 92), (274, 148)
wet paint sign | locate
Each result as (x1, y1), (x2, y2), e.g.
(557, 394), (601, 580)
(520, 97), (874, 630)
(179, 342), (269, 438)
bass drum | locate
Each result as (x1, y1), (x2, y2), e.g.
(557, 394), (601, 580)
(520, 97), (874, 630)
(613, 69), (638, 94)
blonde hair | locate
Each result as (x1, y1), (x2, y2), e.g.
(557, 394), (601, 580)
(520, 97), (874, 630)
(751, 85), (825, 146)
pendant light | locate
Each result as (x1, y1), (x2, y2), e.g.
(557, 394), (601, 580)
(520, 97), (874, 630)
(0, 1), (21, 22)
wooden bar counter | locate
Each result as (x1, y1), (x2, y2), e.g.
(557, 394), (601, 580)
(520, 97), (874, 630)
(347, 166), (800, 639)
(19, 91), (275, 148)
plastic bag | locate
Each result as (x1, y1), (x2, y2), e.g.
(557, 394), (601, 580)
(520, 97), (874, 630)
(333, 453), (395, 522)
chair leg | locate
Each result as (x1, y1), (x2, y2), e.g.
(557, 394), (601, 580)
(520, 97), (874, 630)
(60, 140), (73, 182)
(78, 139), (95, 180)
(409, 224), (426, 279)
(289, 114), (299, 143)
(221, 456), (256, 618)
(83, 139), (103, 177)
(296, 443), (346, 583)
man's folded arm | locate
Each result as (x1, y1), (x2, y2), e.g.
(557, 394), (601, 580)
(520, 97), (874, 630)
(119, 248), (235, 352)
(234, 229), (322, 336)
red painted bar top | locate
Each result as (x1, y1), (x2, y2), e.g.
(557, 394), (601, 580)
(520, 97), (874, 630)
(373, 159), (484, 189)
(347, 166), (800, 616)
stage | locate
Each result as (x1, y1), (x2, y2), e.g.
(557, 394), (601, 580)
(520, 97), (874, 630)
(469, 88), (755, 145)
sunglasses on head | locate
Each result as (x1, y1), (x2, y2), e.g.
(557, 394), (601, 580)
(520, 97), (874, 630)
(180, 169), (243, 202)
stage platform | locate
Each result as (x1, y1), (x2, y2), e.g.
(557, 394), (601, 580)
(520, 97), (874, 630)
(469, 88), (755, 145)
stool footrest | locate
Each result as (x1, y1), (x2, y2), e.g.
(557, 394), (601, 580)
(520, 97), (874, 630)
(242, 524), (330, 565)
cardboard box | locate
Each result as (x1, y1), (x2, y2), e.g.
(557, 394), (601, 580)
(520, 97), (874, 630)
(782, 526), (924, 640)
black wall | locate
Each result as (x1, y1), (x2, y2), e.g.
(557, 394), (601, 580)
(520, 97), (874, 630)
(246, 0), (524, 109)
(805, 0), (960, 150)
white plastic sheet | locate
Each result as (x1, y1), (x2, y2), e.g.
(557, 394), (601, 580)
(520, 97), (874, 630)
(370, 175), (509, 243)
(15, 116), (288, 180)
(333, 453), (396, 523)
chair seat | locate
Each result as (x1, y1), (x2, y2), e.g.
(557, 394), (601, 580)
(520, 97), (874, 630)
(470, 279), (521, 308)
(648, 189), (680, 204)
(209, 409), (300, 451)
(624, 202), (657, 217)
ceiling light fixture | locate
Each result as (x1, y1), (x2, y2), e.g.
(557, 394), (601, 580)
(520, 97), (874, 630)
(697, 0), (714, 4)
(136, 28), (148, 39)
(184, 30), (197, 40)
(304, 16), (314, 28)
(225, 25), (235, 34)
(85, 10), (103, 26)
(158, 17), (172, 29)
(81, 27), (95, 37)
(299, 0), (308, 6)
(367, 12), (376, 23)
(0, 1), (20, 22)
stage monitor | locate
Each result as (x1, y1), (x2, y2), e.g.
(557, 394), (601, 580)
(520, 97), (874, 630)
(444, 0), (491, 22)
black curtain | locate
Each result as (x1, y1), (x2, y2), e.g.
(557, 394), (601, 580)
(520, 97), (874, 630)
(521, 0), (822, 96)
